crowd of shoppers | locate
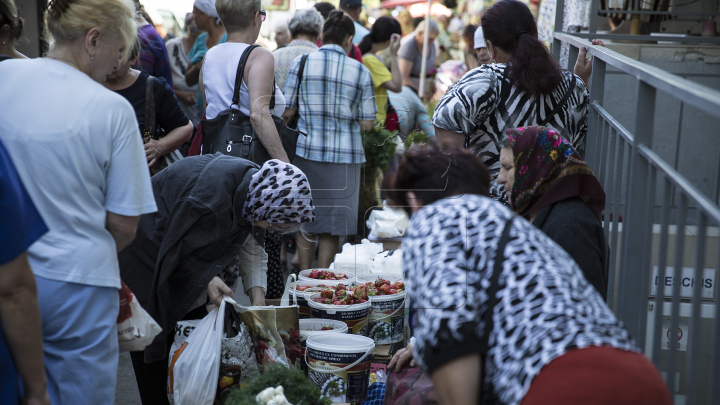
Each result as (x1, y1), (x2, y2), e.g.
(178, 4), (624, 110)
(0, 0), (675, 403)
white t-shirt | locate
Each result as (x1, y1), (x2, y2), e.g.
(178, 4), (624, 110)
(0, 58), (157, 289)
(203, 42), (286, 120)
(165, 37), (196, 94)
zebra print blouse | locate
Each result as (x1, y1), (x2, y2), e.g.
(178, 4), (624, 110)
(433, 64), (589, 202)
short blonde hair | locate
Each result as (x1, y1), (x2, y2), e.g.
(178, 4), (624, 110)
(216, 0), (261, 33)
(46, 0), (137, 61)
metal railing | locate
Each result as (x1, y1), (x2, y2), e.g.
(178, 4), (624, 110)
(553, 3), (720, 403)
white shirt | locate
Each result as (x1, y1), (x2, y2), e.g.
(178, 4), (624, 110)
(0, 58), (157, 289)
(165, 37), (197, 94)
(203, 42), (286, 120)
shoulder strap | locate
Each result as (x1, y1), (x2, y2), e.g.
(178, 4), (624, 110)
(479, 216), (516, 354)
(350, 45), (356, 59)
(294, 54), (309, 101)
(538, 74), (576, 127)
(145, 76), (156, 139)
(232, 44), (261, 107)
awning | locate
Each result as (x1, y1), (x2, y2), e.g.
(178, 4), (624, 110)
(380, 0), (426, 9)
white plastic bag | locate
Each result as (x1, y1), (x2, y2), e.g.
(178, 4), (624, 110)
(366, 201), (409, 239)
(372, 250), (403, 274)
(171, 297), (228, 405)
(117, 282), (162, 352)
(166, 320), (202, 405)
(332, 239), (384, 276)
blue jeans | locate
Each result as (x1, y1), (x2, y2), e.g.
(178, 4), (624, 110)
(36, 276), (119, 405)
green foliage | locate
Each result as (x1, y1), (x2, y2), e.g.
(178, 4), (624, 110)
(362, 125), (398, 173)
(405, 130), (427, 149)
(223, 366), (332, 405)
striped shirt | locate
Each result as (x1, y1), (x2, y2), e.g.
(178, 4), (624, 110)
(283, 45), (377, 164)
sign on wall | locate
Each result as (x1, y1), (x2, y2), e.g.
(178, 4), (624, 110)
(650, 267), (715, 299)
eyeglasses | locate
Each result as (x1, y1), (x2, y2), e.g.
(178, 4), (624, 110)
(259, 10), (266, 22)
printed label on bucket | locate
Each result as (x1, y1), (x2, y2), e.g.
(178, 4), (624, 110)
(307, 347), (372, 403)
(368, 298), (404, 343)
(311, 307), (368, 336)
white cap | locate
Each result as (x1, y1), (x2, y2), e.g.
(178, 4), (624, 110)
(194, 0), (218, 18)
(474, 26), (486, 49)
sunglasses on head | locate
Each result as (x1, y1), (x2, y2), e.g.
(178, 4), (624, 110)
(259, 10), (266, 21)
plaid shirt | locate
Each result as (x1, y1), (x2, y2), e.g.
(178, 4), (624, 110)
(283, 45), (377, 164)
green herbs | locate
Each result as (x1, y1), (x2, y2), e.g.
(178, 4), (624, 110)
(223, 365), (331, 405)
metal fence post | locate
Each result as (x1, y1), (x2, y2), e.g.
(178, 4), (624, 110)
(552, 0), (565, 61)
(616, 80), (656, 348)
(585, 59), (606, 168)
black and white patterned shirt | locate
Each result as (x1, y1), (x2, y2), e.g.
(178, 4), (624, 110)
(433, 65), (589, 202)
(403, 195), (636, 405)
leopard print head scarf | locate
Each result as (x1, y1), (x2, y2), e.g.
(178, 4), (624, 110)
(243, 160), (315, 224)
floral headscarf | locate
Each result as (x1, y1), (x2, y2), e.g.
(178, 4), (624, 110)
(243, 160), (315, 224)
(506, 126), (605, 218)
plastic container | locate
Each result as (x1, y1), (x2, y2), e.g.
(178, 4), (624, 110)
(356, 273), (407, 344)
(306, 292), (371, 336)
(298, 319), (348, 376)
(305, 334), (375, 403)
(298, 268), (356, 283)
(290, 280), (344, 319)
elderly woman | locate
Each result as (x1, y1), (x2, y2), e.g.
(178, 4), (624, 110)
(0, 0), (156, 403)
(496, 126), (609, 298)
(273, 8), (324, 90)
(398, 19), (439, 98)
(103, 40), (193, 173)
(386, 143), (671, 405)
(433, 0), (601, 205)
(282, 10), (376, 270)
(0, 0), (25, 60)
(120, 156), (314, 404)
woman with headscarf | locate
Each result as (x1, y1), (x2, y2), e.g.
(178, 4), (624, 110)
(496, 126), (608, 298)
(386, 142), (671, 405)
(119, 155), (314, 405)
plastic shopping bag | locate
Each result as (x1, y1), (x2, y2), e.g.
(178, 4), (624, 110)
(383, 367), (438, 405)
(217, 304), (260, 403)
(166, 319), (202, 405)
(117, 281), (162, 352)
(171, 297), (228, 405)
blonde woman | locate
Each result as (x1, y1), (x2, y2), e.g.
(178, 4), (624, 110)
(0, 0), (156, 403)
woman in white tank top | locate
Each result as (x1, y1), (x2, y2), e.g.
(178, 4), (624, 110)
(200, 0), (289, 163)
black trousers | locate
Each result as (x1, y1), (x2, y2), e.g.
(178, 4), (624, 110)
(129, 305), (208, 405)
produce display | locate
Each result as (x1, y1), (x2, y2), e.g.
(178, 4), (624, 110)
(306, 269), (349, 280)
(293, 284), (336, 292)
(363, 278), (405, 296)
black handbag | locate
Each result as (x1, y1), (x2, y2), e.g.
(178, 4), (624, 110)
(201, 44), (303, 164)
(286, 53), (309, 131)
(144, 76), (182, 176)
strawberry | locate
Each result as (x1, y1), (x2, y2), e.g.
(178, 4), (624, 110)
(320, 289), (333, 299)
(359, 299), (367, 303)
(310, 270), (319, 278)
(394, 281), (405, 290)
(380, 284), (390, 294)
(389, 289), (398, 295)
(337, 283), (346, 291)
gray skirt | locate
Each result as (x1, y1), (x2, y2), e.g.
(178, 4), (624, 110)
(293, 156), (361, 236)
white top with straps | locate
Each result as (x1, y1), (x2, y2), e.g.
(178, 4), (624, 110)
(203, 42), (286, 119)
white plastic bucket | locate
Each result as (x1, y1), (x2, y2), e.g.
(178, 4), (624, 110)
(298, 319), (348, 376)
(290, 280), (344, 319)
(306, 292), (371, 336)
(305, 334), (375, 403)
(356, 273), (407, 344)
(298, 268), (356, 283)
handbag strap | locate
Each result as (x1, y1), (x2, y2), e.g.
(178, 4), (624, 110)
(231, 44), (262, 108)
(269, 53), (309, 114)
(145, 76), (157, 140)
(538, 74), (576, 127)
(479, 216), (516, 354)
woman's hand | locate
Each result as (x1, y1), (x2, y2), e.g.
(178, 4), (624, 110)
(389, 33), (402, 56)
(388, 343), (416, 372)
(574, 39), (605, 87)
(144, 139), (166, 168)
(207, 276), (234, 306)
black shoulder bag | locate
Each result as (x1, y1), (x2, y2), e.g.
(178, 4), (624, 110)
(201, 44), (303, 164)
(286, 53), (309, 131)
(145, 76), (182, 176)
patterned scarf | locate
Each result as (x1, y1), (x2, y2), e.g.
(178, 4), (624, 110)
(243, 160), (315, 224)
(507, 126), (605, 218)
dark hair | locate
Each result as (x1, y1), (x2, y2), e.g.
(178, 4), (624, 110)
(357, 16), (401, 54)
(462, 24), (476, 40)
(412, 16), (424, 29)
(132, 0), (155, 26)
(0, 0), (24, 41)
(387, 140), (490, 216)
(313, 2), (336, 20)
(322, 9), (354, 46)
(481, 0), (562, 95)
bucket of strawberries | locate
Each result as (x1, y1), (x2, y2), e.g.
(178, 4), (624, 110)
(356, 274), (407, 344)
(305, 283), (371, 336)
(298, 268), (355, 283)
